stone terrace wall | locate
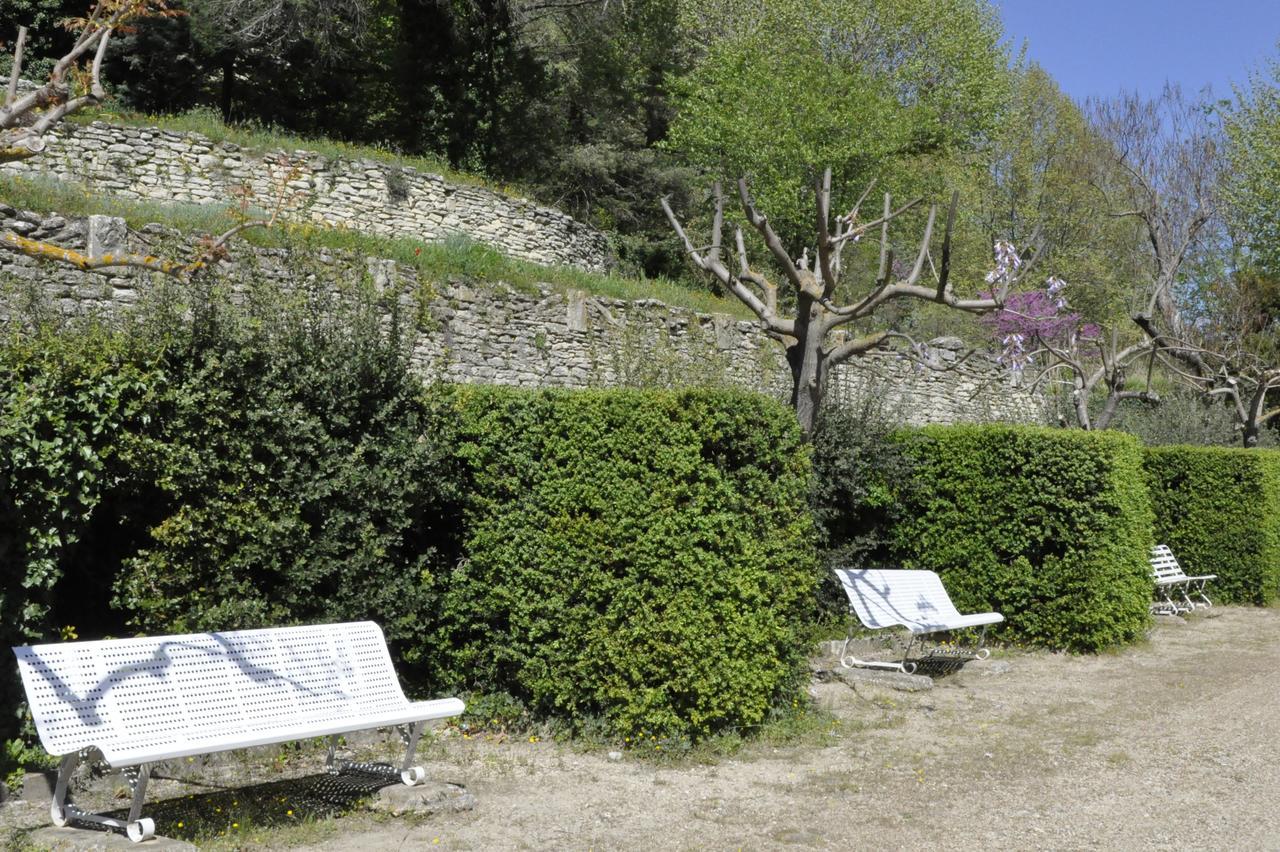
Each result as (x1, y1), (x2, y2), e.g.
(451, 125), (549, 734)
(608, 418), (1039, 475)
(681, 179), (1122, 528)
(1, 121), (611, 272)
(0, 210), (1046, 427)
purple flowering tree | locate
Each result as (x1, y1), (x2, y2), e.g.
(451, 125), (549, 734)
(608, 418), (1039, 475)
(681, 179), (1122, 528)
(983, 245), (1160, 430)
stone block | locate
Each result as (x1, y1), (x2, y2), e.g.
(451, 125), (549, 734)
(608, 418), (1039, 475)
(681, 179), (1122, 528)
(29, 827), (197, 851)
(369, 781), (476, 818)
(87, 216), (127, 259)
(21, 770), (55, 805)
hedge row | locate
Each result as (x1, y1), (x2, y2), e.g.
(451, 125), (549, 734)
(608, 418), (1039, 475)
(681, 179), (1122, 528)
(1, 300), (817, 744)
(7, 294), (1280, 748)
(1143, 446), (1280, 605)
(888, 426), (1155, 652)
(437, 387), (818, 740)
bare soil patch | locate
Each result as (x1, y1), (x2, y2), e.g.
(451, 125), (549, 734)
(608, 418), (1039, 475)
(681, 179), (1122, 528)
(7, 607), (1280, 850)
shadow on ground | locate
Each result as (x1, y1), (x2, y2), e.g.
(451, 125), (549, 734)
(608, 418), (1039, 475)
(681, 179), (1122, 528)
(66, 767), (397, 844)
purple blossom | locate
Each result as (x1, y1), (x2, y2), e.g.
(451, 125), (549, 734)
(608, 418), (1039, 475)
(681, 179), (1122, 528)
(985, 240), (1023, 286)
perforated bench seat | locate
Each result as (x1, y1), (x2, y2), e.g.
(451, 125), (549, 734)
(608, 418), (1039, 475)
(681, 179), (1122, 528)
(13, 622), (465, 842)
(834, 568), (1003, 673)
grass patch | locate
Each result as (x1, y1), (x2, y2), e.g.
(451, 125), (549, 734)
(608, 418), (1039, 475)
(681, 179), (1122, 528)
(65, 106), (514, 196)
(0, 175), (747, 318)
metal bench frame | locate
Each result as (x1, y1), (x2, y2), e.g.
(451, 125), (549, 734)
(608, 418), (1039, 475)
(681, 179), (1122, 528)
(833, 568), (1005, 674)
(13, 622), (464, 843)
(1150, 545), (1216, 615)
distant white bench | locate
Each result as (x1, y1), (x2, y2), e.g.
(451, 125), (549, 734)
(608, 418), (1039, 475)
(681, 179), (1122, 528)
(13, 621), (464, 842)
(833, 569), (1004, 674)
(1150, 545), (1216, 615)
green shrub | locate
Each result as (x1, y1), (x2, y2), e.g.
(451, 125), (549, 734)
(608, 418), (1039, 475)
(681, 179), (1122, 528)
(110, 278), (465, 685)
(0, 325), (164, 738)
(1, 269), (466, 748)
(887, 425), (1154, 651)
(1142, 446), (1280, 605)
(434, 387), (818, 742)
(809, 395), (917, 624)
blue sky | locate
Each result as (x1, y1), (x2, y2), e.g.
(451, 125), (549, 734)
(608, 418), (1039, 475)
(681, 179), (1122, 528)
(995, 1), (1279, 100)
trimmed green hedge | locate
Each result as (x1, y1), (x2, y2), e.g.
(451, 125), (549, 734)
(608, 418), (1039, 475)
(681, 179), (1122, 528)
(1143, 446), (1280, 605)
(435, 387), (818, 742)
(889, 425), (1154, 652)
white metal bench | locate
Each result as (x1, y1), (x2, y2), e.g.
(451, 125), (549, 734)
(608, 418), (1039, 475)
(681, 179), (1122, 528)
(833, 568), (1004, 674)
(12, 621), (464, 842)
(1150, 545), (1216, 615)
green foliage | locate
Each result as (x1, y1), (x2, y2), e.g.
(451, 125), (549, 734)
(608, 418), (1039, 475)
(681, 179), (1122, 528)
(668, 0), (1010, 245)
(1110, 388), (1270, 448)
(1224, 50), (1280, 276)
(434, 386), (818, 742)
(0, 325), (162, 734)
(0, 0), (83, 79)
(3, 734), (55, 794)
(0, 270), (464, 742)
(888, 425), (1154, 651)
(808, 395), (915, 622)
(110, 277), (465, 682)
(1142, 446), (1280, 605)
(959, 63), (1148, 327)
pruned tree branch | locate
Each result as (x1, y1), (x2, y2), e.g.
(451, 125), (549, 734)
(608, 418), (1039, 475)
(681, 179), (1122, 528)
(664, 171), (1005, 434)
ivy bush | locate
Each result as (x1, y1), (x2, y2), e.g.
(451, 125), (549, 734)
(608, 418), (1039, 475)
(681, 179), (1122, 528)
(886, 425), (1154, 651)
(1143, 446), (1280, 605)
(0, 325), (163, 739)
(434, 386), (818, 742)
(109, 281), (466, 685)
(0, 272), (465, 746)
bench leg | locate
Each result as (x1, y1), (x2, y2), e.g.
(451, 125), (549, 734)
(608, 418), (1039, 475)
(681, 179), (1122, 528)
(49, 751), (155, 843)
(838, 631), (920, 675)
(324, 724), (428, 786)
(398, 721), (428, 786)
(49, 751), (78, 828)
(1179, 584), (1199, 612)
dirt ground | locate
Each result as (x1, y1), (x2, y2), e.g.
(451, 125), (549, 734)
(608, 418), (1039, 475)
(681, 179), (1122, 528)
(7, 606), (1280, 850)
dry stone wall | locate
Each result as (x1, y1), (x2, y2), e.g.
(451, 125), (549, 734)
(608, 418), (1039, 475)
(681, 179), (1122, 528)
(0, 210), (1046, 427)
(1, 121), (611, 272)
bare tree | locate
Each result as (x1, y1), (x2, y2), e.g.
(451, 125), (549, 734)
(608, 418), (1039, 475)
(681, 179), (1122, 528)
(663, 169), (1038, 434)
(1028, 330), (1160, 431)
(1, 2), (178, 163)
(1088, 86), (1222, 365)
(1088, 88), (1280, 445)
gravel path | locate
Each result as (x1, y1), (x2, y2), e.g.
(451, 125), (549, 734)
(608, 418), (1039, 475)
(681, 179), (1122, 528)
(307, 607), (1280, 851)
(7, 607), (1279, 850)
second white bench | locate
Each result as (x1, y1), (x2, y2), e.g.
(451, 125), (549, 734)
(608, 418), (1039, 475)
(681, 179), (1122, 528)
(834, 568), (1004, 674)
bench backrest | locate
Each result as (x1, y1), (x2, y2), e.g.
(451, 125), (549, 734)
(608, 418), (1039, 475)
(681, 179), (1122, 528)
(13, 622), (411, 758)
(1150, 545), (1186, 581)
(834, 568), (963, 630)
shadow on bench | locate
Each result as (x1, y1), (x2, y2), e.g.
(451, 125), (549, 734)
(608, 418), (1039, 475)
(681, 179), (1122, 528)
(833, 568), (1004, 675)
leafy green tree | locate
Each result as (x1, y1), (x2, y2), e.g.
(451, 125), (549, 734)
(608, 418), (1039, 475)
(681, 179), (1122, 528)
(964, 64), (1147, 326)
(1224, 48), (1280, 276)
(0, 0), (83, 79)
(666, 0), (1010, 247)
(518, 0), (697, 277)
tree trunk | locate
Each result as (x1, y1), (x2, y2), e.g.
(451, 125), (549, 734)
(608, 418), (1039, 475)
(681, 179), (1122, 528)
(1243, 421), (1260, 449)
(786, 341), (820, 435)
(787, 299), (829, 436)
(220, 53), (236, 123)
